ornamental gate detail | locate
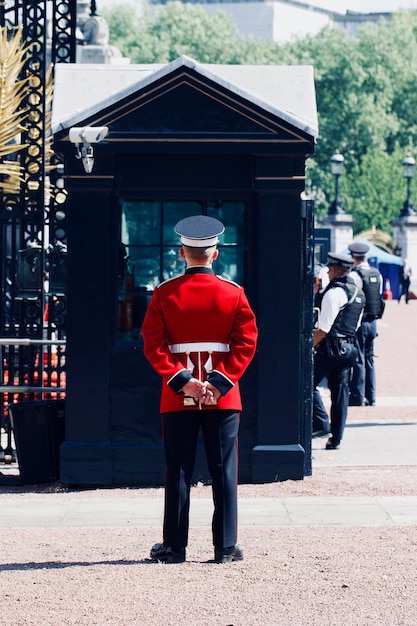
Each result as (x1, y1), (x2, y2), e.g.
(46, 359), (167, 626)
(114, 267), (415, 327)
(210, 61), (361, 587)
(0, 0), (78, 426)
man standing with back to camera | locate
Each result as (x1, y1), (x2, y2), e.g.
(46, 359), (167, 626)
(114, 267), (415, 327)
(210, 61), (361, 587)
(347, 242), (383, 407)
(142, 215), (258, 564)
(312, 252), (365, 450)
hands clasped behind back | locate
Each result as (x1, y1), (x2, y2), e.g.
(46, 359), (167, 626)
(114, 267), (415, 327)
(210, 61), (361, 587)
(181, 378), (221, 405)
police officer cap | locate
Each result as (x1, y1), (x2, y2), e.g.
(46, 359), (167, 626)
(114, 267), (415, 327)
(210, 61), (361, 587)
(174, 215), (225, 248)
(348, 242), (370, 256)
(326, 252), (354, 269)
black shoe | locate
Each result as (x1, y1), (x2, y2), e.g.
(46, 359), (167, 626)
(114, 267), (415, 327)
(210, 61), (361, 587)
(348, 398), (364, 407)
(325, 438), (340, 450)
(150, 543), (185, 564)
(364, 398), (375, 406)
(312, 428), (331, 438)
(214, 545), (244, 564)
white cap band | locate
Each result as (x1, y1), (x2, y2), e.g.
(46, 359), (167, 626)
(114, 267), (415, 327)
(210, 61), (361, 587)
(180, 235), (219, 247)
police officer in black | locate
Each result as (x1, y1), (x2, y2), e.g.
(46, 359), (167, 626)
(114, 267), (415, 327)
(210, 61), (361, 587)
(347, 242), (383, 407)
(312, 252), (365, 450)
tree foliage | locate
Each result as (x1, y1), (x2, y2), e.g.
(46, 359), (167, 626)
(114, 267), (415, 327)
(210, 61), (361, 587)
(343, 146), (406, 234)
(102, 3), (417, 235)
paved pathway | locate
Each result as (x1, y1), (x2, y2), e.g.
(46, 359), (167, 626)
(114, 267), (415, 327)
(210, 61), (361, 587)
(1, 300), (416, 529)
(0, 492), (416, 529)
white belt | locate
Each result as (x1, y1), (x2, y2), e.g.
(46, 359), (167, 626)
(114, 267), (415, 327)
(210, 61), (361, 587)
(169, 341), (230, 354)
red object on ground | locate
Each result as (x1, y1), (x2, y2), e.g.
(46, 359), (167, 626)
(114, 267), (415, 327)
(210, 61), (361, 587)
(383, 278), (392, 300)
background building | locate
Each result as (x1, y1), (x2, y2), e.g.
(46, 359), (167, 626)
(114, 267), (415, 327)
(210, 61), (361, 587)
(102, 0), (417, 42)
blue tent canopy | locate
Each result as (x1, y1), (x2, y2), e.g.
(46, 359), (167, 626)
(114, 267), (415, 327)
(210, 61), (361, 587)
(339, 238), (402, 299)
(340, 238), (402, 265)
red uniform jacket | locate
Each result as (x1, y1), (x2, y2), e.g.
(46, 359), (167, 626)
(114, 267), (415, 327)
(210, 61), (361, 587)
(142, 267), (258, 413)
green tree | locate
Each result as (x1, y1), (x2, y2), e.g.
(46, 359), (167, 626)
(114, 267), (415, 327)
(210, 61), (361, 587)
(102, 3), (417, 234)
(343, 146), (407, 233)
(104, 2), (243, 64)
(283, 12), (417, 230)
(100, 5), (142, 59)
(103, 1), (288, 65)
(356, 11), (417, 153)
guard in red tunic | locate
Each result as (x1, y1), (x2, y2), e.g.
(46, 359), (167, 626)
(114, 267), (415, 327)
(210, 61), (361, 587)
(142, 215), (258, 564)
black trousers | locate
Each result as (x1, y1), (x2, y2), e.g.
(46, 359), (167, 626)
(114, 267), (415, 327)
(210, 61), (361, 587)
(398, 278), (411, 303)
(349, 319), (377, 405)
(162, 409), (239, 551)
(313, 340), (357, 445)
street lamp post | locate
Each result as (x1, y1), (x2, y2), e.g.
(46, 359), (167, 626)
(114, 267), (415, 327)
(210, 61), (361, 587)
(400, 154), (416, 217)
(328, 150), (346, 215)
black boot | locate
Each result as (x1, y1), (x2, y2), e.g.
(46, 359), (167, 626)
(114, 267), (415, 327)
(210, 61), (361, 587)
(150, 543), (185, 564)
(214, 545), (244, 564)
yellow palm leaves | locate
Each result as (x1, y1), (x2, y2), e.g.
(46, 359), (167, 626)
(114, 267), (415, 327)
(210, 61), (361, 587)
(0, 26), (54, 196)
(0, 26), (30, 194)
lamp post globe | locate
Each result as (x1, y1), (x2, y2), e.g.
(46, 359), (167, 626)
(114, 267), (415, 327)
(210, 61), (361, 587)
(328, 150), (346, 215)
(401, 154), (416, 217)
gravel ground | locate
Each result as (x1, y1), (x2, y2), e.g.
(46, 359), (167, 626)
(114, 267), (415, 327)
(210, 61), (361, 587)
(0, 300), (416, 625)
(1, 524), (417, 626)
(0, 527), (417, 626)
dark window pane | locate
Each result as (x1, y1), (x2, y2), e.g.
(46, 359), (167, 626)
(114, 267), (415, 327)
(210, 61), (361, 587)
(122, 201), (160, 246)
(118, 198), (246, 342)
(163, 200), (203, 245)
(207, 201), (245, 246)
(127, 247), (160, 290)
(163, 246), (185, 280)
(214, 247), (244, 285)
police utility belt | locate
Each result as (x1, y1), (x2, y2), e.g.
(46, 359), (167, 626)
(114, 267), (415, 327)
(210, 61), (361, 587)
(323, 333), (355, 357)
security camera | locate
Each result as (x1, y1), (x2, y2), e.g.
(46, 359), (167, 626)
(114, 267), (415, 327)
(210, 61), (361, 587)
(68, 126), (109, 173)
(68, 126), (109, 144)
